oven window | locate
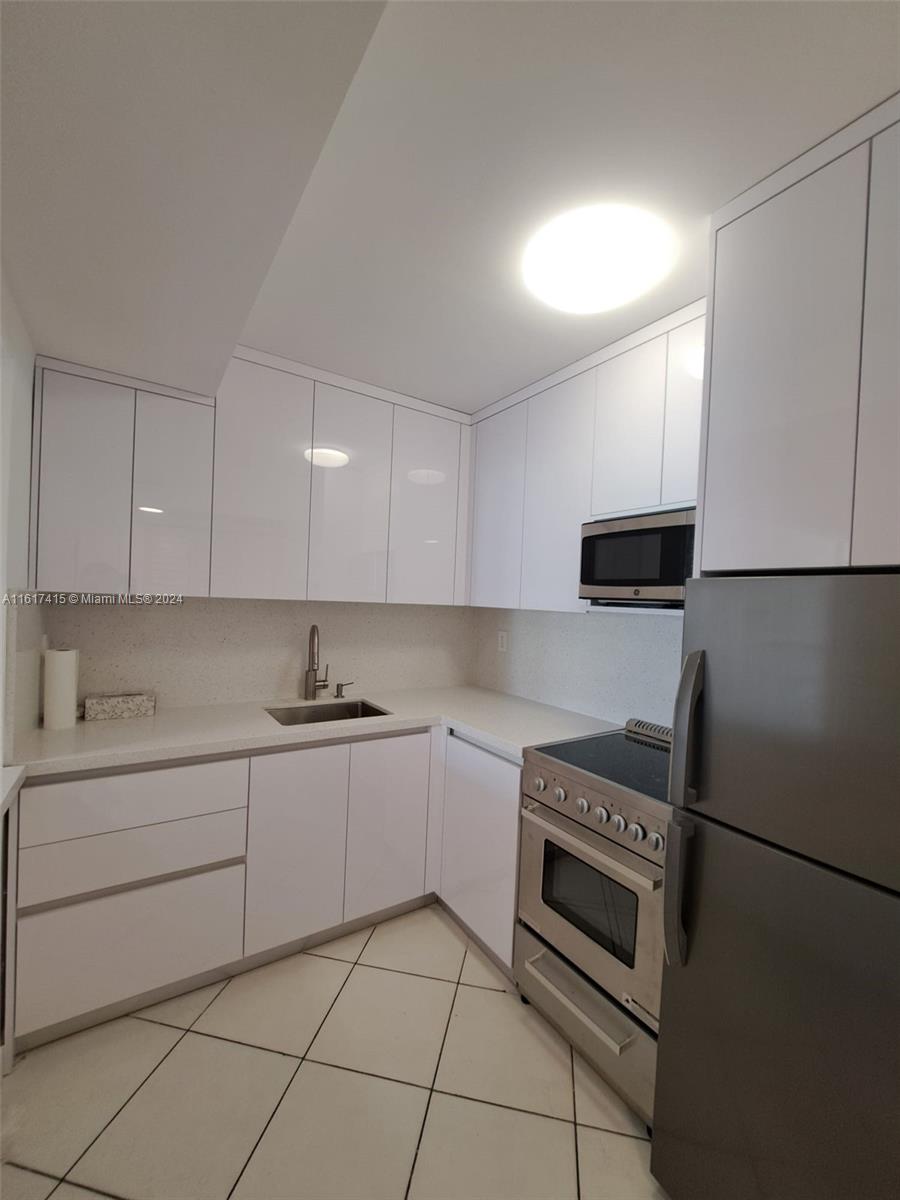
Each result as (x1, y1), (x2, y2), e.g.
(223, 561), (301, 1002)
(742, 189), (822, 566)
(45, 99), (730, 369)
(541, 842), (638, 968)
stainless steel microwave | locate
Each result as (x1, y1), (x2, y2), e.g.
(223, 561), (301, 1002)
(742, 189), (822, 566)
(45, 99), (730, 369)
(580, 509), (695, 607)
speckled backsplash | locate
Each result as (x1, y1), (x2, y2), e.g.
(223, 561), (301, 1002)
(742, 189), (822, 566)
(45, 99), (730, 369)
(18, 598), (683, 733)
(472, 607), (684, 726)
(41, 598), (478, 709)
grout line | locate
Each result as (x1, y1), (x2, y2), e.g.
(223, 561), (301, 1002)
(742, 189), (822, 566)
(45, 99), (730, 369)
(57, 1026), (190, 1185)
(303, 1056), (430, 1091)
(403, 941), (468, 1199)
(224, 925), (376, 1200)
(848, 137), (873, 562)
(50, 1177), (132, 1200)
(572, 1045), (582, 1200)
(168, 1025), (303, 1060)
(4, 1162), (62, 1185)
(339, 958), (465, 987)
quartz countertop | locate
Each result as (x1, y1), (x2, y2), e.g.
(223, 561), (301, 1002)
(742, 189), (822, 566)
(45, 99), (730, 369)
(1, 765), (27, 815)
(10, 686), (618, 779)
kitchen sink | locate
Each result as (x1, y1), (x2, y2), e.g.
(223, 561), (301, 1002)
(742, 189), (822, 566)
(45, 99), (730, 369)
(265, 700), (391, 726)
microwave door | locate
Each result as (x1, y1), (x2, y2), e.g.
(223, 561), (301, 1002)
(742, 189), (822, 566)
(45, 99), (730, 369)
(580, 510), (694, 603)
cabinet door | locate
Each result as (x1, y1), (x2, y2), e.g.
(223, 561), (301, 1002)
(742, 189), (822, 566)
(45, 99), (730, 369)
(701, 146), (869, 571)
(661, 317), (705, 506)
(345, 734), (429, 921)
(308, 383), (393, 602)
(470, 403), (527, 608)
(852, 125), (900, 566)
(37, 370), (134, 592)
(441, 734), (520, 966)
(591, 337), (667, 517)
(245, 744), (349, 957)
(521, 373), (594, 612)
(211, 359), (313, 598)
(387, 407), (460, 605)
(131, 393), (213, 595)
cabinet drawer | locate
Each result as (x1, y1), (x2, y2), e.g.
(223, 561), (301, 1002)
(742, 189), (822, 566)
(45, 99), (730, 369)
(18, 809), (247, 908)
(20, 758), (249, 847)
(16, 864), (245, 1036)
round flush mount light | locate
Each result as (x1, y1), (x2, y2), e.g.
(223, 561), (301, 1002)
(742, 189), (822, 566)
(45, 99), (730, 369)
(304, 447), (349, 468)
(407, 468), (446, 486)
(521, 204), (677, 314)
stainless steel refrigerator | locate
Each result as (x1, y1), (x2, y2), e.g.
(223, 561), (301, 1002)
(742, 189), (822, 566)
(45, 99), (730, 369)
(651, 575), (900, 1200)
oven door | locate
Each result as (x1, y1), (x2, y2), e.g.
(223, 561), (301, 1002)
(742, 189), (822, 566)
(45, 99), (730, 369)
(518, 801), (664, 1026)
(579, 510), (694, 604)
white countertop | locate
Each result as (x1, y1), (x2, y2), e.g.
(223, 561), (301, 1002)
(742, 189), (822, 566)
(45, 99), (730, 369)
(1, 765), (28, 815)
(10, 686), (618, 779)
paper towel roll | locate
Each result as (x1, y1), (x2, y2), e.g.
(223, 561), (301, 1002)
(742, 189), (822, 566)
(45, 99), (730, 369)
(43, 649), (79, 730)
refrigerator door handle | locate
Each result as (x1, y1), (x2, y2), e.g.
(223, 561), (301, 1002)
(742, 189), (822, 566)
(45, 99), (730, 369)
(663, 814), (693, 967)
(669, 648), (705, 808)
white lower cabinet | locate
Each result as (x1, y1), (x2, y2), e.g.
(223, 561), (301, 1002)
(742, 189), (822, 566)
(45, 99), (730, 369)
(16, 865), (245, 1036)
(344, 734), (430, 921)
(441, 734), (520, 967)
(244, 745), (350, 957)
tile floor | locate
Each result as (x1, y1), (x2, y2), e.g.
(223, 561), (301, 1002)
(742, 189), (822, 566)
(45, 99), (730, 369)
(1, 904), (667, 1200)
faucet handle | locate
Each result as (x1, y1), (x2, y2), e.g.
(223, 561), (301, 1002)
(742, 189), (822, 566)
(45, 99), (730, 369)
(335, 681), (355, 699)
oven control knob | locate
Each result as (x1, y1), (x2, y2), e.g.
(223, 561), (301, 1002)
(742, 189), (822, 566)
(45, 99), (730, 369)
(534, 777), (546, 793)
(627, 822), (646, 843)
(595, 806), (610, 824)
(611, 814), (627, 834)
(575, 797), (590, 815)
(648, 832), (665, 853)
(553, 786), (567, 804)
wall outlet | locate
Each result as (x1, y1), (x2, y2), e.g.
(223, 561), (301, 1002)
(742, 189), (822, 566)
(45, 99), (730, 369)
(497, 630), (508, 653)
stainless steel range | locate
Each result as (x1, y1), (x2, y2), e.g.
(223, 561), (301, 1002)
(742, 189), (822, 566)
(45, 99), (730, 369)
(514, 719), (675, 1126)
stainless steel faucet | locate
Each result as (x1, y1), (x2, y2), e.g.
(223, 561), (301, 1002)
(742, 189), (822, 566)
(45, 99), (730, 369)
(303, 625), (329, 700)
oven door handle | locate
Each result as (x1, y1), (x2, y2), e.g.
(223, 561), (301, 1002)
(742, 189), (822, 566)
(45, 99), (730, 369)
(524, 951), (636, 1056)
(521, 806), (661, 893)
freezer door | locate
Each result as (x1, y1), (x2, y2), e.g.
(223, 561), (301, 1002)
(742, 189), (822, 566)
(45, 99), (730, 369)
(672, 574), (900, 890)
(652, 815), (900, 1200)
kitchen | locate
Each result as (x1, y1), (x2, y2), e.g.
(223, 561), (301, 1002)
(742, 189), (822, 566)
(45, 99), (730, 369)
(1, 3), (898, 1199)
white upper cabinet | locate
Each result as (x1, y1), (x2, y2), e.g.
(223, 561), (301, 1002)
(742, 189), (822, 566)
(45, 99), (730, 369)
(701, 146), (869, 572)
(131, 392), (214, 596)
(37, 370), (134, 593)
(211, 358), (313, 599)
(662, 317), (705, 507)
(470, 402), (527, 608)
(521, 373), (594, 612)
(591, 336), (667, 517)
(307, 383), (393, 603)
(852, 124), (900, 566)
(387, 407), (460, 605)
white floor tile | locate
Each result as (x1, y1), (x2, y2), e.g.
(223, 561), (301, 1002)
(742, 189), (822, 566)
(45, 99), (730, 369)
(435, 985), (574, 1119)
(1, 1017), (180, 1177)
(409, 1092), (578, 1200)
(359, 905), (467, 981)
(578, 1126), (668, 1200)
(459, 943), (512, 991)
(233, 1060), (428, 1200)
(192, 952), (350, 1056)
(135, 980), (227, 1029)
(574, 1053), (649, 1138)
(68, 1032), (297, 1200)
(305, 925), (373, 963)
(0, 1164), (57, 1200)
(53, 1185), (113, 1200)
(308, 964), (455, 1086)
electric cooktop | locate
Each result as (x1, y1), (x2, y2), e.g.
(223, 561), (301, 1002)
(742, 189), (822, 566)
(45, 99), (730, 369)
(535, 719), (672, 803)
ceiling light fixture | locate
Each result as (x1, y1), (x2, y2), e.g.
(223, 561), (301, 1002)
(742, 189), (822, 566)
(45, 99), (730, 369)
(522, 204), (677, 314)
(138, 506), (164, 514)
(305, 447), (350, 468)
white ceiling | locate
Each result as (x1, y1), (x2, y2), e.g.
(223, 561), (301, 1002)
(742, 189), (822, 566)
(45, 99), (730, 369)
(1, 0), (384, 396)
(242, 1), (900, 412)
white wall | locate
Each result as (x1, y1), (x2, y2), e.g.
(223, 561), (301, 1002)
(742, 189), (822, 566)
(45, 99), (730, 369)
(43, 598), (477, 709)
(1, 274), (36, 762)
(473, 607), (684, 726)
